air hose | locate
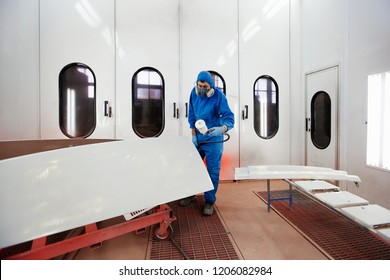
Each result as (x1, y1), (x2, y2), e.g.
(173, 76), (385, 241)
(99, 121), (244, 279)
(195, 119), (231, 145)
(198, 133), (230, 145)
(170, 238), (190, 260)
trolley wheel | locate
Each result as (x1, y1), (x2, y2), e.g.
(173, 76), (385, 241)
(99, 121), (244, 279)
(152, 224), (173, 240)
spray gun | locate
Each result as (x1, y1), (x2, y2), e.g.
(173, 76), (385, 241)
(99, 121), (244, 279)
(195, 120), (209, 135)
(195, 119), (230, 144)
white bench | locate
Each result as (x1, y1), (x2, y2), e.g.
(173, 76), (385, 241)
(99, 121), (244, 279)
(234, 165), (361, 212)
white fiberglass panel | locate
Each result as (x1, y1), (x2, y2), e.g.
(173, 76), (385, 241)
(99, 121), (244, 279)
(294, 180), (340, 193)
(340, 204), (390, 229)
(378, 228), (390, 243)
(0, 137), (213, 248)
(235, 165), (361, 182)
(315, 192), (369, 209)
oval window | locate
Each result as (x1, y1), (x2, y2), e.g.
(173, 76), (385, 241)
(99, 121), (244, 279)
(253, 75), (279, 139)
(132, 67), (165, 138)
(209, 70), (226, 95)
(59, 63), (96, 138)
(311, 91), (331, 149)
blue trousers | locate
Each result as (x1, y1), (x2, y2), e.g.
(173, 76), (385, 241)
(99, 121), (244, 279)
(197, 142), (223, 203)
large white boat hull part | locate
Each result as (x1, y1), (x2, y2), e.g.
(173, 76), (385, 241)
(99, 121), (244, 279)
(0, 137), (213, 248)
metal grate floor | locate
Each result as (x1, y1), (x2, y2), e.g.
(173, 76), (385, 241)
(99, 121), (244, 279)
(149, 196), (240, 260)
(257, 190), (390, 260)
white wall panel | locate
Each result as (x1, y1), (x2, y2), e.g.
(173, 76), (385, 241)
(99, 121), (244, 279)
(239, 0), (290, 166)
(301, 0), (390, 209)
(116, 0), (180, 139)
(301, 0), (347, 73)
(348, 0), (390, 209)
(40, 0), (115, 139)
(180, 0), (240, 180)
(0, 0), (39, 140)
(289, 0), (303, 165)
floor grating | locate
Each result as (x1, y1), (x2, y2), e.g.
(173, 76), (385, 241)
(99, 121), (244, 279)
(256, 190), (390, 260)
(149, 196), (240, 260)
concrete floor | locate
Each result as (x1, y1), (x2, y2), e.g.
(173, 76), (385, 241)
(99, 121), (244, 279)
(73, 180), (328, 260)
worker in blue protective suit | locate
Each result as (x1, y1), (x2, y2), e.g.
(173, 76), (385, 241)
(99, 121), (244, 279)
(179, 71), (235, 215)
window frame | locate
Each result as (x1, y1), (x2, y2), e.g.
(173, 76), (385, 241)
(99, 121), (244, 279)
(366, 71), (390, 171)
(58, 62), (97, 139)
(253, 75), (279, 140)
(310, 90), (331, 150)
(208, 70), (226, 95)
(131, 66), (165, 138)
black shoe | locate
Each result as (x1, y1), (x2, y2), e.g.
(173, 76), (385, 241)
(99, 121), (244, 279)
(203, 202), (214, 216)
(179, 195), (196, 207)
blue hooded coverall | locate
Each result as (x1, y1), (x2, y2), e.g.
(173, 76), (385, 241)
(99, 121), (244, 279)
(188, 71), (235, 203)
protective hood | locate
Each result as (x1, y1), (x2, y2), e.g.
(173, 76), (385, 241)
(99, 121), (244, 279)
(196, 71), (215, 88)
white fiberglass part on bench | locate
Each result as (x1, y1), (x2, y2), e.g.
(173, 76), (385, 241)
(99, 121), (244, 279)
(0, 137), (213, 248)
(294, 180), (340, 193)
(235, 165), (361, 182)
(377, 228), (390, 243)
(340, 204), (390, 229)
(340, 204), (390, 242)
(314, 191), (369, 208)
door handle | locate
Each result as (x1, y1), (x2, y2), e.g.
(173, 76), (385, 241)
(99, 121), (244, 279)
(173, 103), (179, 119)
(104, 101), (109, 116)
(306, 118), (311, 132)
(104, 101), (112, 118)
(242, 105), (248, 120)
(185, 102), (188, 118)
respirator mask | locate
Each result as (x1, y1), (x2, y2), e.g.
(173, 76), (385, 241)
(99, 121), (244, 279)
(195, 85), (214, 97)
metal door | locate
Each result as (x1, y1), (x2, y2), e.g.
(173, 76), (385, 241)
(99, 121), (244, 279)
(40, 0), (115, 139)
(180, 0), (239, 180)
(116, 0), (180, 140)
(239, 0), (290, 167)
(305, 66), (339, 169)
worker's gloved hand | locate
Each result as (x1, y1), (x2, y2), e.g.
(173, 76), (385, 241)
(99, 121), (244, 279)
(206, 126), (225, 137)
(192, 134), (198, 147)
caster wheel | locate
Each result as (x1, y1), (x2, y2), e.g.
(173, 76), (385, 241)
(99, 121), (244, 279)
(153, 224), (173, 240)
